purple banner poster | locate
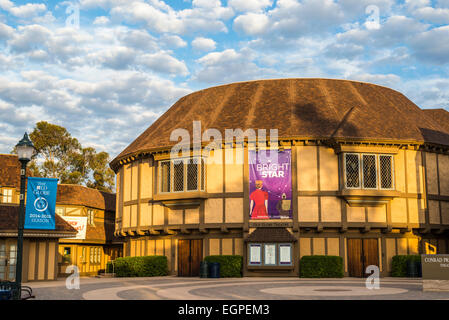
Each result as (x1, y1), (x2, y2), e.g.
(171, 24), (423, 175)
(249, 150), (292, 220)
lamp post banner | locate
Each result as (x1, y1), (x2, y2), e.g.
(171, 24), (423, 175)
(24, 177), (58, 230)
(249, 149), (292, 220)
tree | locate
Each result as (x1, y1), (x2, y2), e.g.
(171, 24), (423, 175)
(21, 121), (115, 192)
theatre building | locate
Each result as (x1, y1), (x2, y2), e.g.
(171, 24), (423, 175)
(110, 79), (449, 277)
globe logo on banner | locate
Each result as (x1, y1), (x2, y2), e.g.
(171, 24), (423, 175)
(25, 177), (58, 230)
(34, 197), (48, 212)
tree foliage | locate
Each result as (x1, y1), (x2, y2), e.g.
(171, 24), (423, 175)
(25, 121), (115, 192)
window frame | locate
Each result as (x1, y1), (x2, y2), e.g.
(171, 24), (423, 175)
(361, 153), (378, 190)
(343, 153), (361, 189)
(378, 154), (395, 190)
(344, 153), (395, 191)
(2, 188), (13, 203)
(158, 156), (206, 194)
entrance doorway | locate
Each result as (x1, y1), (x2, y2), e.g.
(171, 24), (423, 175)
(178, 239), (202, 277)
(0, 240), (17, 281)
(347, 238), (379, 277)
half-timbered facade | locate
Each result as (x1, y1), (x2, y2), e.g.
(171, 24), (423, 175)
(110, 79), (449, 277)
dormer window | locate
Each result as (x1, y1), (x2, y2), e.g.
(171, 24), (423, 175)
(344, 153), (394, 190)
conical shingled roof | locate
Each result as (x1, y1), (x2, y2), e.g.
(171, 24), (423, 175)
(110, 78), (449, 170)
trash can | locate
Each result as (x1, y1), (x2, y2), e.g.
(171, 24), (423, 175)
(199, 261), (209, 278)
(208, 262), (220, 278)
(407, 260), (418, 277)
(415, 261), (422, 277)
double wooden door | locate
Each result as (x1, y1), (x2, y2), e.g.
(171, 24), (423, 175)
(347, 238), (379, 277)
(0, 240), (17, 281)
(178, 239), (202, 277)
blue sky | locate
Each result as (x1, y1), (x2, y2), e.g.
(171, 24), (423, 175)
(0, 0), (448, 159)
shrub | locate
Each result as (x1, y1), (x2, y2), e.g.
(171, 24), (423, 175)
(391, 255), (421, 277)
(300, 255), (344, 278)
(114, 256), (168, 277)
(204, 255), (243, 277)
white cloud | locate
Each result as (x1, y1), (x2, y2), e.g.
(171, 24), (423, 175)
(233, 13), (270, 35)
(413, 7), (449, 24)
(410, 25), (449, 63)
(194, 48), (272, 83)
(138, 52), (189, 76)
(228, 0), (273, 12)
(110, 0), (233, 35)
(160, 35), (187, 48)
(0, 0), (47, 18)
(191, 37), (216, 51)
(93, 16), (110, 25)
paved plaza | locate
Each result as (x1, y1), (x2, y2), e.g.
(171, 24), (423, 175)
(26, 276), (449, 300)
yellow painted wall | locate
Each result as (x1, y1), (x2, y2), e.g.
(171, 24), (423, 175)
(297, 146), (318, 191)
(131, 204), (138, 227)
(209, 239), (220, 255)
(168, 209), (183, 225)
(367, 205), (387, 223)
(385, 238), (396, 272)
(153, 204), (165, 225)
(206, 148), (223, 193)
(225, 147), (243, 192)
(298, 196), (318, 221)
(346, 205), (365, 222)
(131, 161), (138, 201)
(320, 197), (341, 222)
(395, 150), (406, 193)
(405, 150), (424, 194)
(185, 208), (199, 224)
(299, 238), (311, 258)
(225, 198), (243, 223)
(116, 169), (122, 229)
(234, 238), (243, 255)
(222, 239), (233, 255)
(140, 202), (152, 226)
(123, 164), (132, 202)
(123, 205), (131, 228)
(140, 159), (153, 199)
(327, 238), (340, 256)
(319, 147), (339, 191)
(205, 198), (223, 223)
(391, 198), (407, 223)
(313, 238), (325, 255)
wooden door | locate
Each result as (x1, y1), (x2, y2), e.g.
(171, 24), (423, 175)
(178, 239), (202, 277)
(363, 239), (379, 276)
(347, 238), (379, 277)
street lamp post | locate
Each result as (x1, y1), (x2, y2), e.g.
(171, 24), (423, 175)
(14, 133), (35, 300)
